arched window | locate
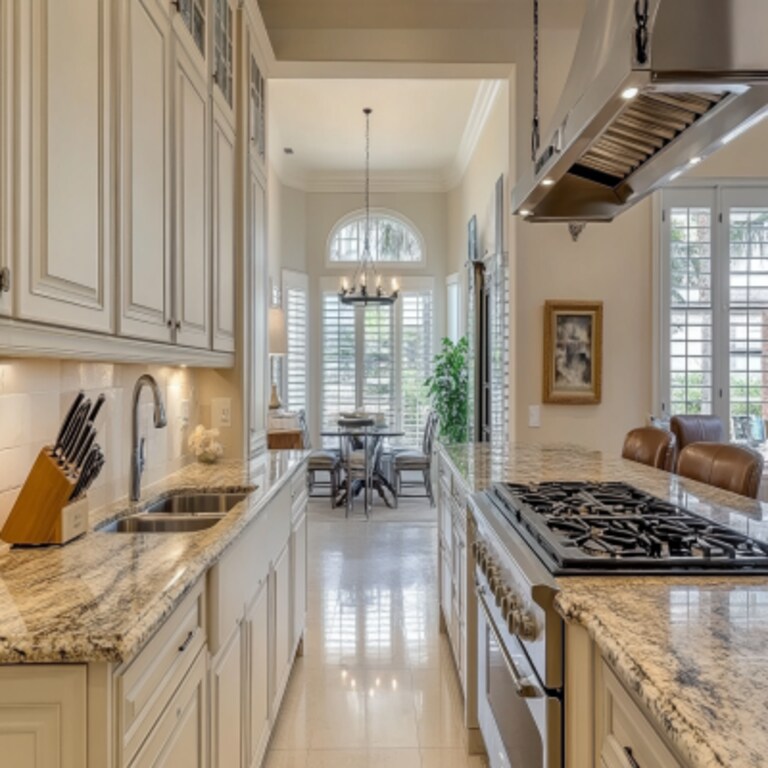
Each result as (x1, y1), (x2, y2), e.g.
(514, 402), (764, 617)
(328, 210), (424, 264)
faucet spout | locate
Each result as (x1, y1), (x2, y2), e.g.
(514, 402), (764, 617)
(130, 374), (168, 502)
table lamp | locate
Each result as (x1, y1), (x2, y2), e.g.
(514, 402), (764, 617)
(268, 306), (287, 410)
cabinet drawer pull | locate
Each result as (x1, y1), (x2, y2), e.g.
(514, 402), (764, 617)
(0, 267), (10, 293)
(177, 630), (194, 653)
(167, 319), (173, 328)
(175, 321), (181, 331)
(624, 747), (641, 768)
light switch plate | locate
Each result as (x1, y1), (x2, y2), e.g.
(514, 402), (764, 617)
(528, 405), (541, 428)
(211, 397), (232, 428)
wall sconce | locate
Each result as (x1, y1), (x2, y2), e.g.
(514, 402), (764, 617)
(268, 306), (287, 410)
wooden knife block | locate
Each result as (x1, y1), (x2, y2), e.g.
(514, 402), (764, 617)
(1, 448), (88, 546)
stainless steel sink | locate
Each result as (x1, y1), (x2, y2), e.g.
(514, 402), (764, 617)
(145, 492), (249, 515)
(101, 491), (250, 533)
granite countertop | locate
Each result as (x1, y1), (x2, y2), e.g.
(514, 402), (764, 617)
(439, 442), (768, 768)
(0, 451), (308, 665)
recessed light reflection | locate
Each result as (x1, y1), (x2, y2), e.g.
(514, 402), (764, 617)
(369, 688), (375, 698)
(688, 156), (702, 166)
(341, 669), (347, 679)
(622, 86), (639, 100)
(350, 679), (356, 688)
(375, 678), (381, 687)
(391, 678), (398, 690)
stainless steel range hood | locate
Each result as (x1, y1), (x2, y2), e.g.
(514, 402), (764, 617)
(512, 0), (768, 223)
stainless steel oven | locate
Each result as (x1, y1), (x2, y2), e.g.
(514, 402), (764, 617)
(469, 492), (564, 768)
(476, 575), (561, 768)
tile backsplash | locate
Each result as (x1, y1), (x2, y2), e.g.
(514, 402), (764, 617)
(0, 359), (198, 527)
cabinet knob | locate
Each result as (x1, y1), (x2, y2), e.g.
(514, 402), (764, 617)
(175, 321), (181, 331)
(0, 267), (10, 293)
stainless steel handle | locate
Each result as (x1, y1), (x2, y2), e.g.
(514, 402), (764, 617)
(623, 747), (641, 768)
(476, 585), (542, 699)
(177, 630), (194, 653)
(0, 266), (10, 293)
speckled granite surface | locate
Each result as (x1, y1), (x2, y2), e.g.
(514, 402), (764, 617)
(440, 442), (768, 768)
(0, 451), (307, 664)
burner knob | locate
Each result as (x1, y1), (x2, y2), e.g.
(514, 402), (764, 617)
(518, 611), (539, 642)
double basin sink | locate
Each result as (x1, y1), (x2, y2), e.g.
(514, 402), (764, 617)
(100, 491), (250, 534)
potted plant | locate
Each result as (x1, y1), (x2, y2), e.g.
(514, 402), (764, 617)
(426, 336), (469, 444)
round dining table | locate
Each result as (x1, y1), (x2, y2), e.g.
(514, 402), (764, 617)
(320, 426), (404, 516)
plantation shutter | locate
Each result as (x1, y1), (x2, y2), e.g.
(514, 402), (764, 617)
(321, 292), (356, 427)
(399, 290), (433, 446)
(283, 271), (309, 415)
(361, 303), (395, 426)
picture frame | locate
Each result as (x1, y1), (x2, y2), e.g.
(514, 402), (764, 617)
(543, 300), (603, 404)
(468, 214), (478, 262)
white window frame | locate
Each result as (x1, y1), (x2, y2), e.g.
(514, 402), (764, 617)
(282, 268), (309, 418)
(657, 182), (768, 438)
(319, 276), (435, 446)
(325, 208), (427, 269)
(446, 272), (461, 343)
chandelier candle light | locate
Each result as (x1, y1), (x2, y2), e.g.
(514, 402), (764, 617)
(339, 108), (399, 306)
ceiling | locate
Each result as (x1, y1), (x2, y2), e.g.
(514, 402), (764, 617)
(268, 79), (498, 190)
(261, 0), (586, 190)
(257, 0), (587, 65)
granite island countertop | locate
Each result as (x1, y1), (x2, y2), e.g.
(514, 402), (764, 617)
(439, 442), (768, 768)
(0, 451), (308, 665)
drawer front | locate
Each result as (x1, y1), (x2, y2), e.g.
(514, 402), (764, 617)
(599, 662), (682, 768)
(118, 579), (206, 766)
(207, 509), (267, 654)
(290, 465), (307, 501)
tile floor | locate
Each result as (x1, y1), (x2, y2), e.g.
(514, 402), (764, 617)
(264, 499), (487, 768)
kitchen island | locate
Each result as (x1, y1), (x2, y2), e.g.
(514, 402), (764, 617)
(0, 451), (309, 767)
(437, 442), (768, 768)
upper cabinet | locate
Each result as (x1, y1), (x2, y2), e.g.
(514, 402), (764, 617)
(211, 0), (236, 353)
(0, 0), (11, 318)
(14, 0), (113, 332)
(118, 0), (210, 349)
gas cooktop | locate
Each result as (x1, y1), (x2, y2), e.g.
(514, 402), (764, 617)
(488, 481), (768, 575)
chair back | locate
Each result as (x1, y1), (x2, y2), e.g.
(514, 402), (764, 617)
(677, 441), (764, 499)
(670, 415), (725, 453)
(423, 412), (438, 455)
(621, 427), (676, 471)
(297, 410), (311, 450)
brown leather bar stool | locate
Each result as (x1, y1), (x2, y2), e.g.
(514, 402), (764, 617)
(622, 427), (676, 471)
(676, 442), (764, 499)
(670, 415), (725, 453)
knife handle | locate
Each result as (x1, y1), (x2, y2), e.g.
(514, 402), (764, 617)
(53, 391), (85, 454)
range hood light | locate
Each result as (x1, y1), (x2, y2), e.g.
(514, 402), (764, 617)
(688, 156), (702, 167)
(519, 209), (532, 217)
(541, 178), (555, 186)
(668, 169), (684, 182)
(720, 109), (768, 145)
(621, 86), (639, 100)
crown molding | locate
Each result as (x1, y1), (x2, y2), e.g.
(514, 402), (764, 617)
(444, 80), (503, 190)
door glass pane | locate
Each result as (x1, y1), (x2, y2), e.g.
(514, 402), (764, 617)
(669, 207), (714, 415)
(729, 207), (768, 445)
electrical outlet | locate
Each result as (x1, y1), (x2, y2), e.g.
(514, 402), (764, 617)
(212, 397), (232, 428)
(528, 405), (541, 428)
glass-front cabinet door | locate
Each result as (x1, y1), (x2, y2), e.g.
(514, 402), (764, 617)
(213, 0), (233, 109)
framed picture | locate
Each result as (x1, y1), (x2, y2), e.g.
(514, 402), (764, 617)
(468, 214), (478, 262)
(543, 300), (603, 404)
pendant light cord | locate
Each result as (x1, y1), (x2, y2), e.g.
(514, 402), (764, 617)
(364, 107), (372, 257)
(531, 0), (540, 162)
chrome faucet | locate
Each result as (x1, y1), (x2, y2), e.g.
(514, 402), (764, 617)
(130, 374), (168, 502)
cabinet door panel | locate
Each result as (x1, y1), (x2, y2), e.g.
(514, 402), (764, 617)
(211, 626), (242, 768)
(129, 648), (207, 768)
(173, 47), (209, 349)
(212, 108), (236, 352)
(0, 0), (11, 317)
(119, 0), (172, 342)
(292, 507), (307, 652)
(0, 665), (86, 768)
(17, 0), (112, 331)
(246, 581), (269, 768)
(248, 168), (267, 456)
(272, 543), (291, 713)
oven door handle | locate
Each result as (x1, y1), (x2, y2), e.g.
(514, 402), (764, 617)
(476, 585), (543, 699)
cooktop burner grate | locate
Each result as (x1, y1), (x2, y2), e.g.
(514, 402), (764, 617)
(489, 481), (768, 575)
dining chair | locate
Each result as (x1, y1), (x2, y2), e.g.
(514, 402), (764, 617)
(621, 426), (676, 471)
(676, 441), (764, 499)
(669, 415), (725, 469)
(299, 411), (342, 507)
(391, 412), (438, 507)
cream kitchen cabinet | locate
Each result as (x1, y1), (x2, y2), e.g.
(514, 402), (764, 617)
(118, 0), (209, 349)
(207, 475), (303, 768)
(0, 0), (11, 318)
(14, 0), (113, 333)
(0, 665), (87, 768)
(291, 477), (308, 655)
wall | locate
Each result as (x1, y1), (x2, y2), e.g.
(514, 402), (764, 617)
(0, 360), (197, 528)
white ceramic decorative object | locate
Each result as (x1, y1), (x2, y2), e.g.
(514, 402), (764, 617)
(188, 425), (224, 464)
